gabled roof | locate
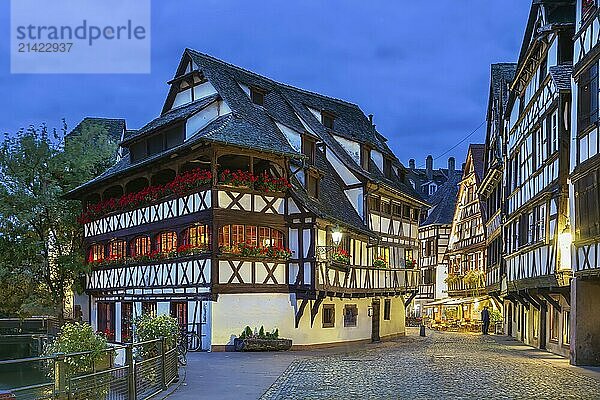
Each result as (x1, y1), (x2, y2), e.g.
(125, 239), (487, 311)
(421, 173), (461, 226)
(122, 94), (220, 144)
(468, 144), (486, 182)
(489, 63), (517, 115)
(549, 64), (573, 92)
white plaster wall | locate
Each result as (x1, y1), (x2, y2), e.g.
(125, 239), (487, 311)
(371, 150), (384, 172)
(326, 151), (361, 185)
(276, 122), (302, 152)
(210, 294), (405, 347)
(334, 135), (361, 165)
(193, 81), (218, 100)
(185, 100), (232, 140)
(173, 89), (192, 108)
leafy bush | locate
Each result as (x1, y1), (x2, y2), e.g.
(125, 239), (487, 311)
(444, 273), (461, 285)
(133, 314), (179, 351)
(239, 325), (280, 340)
(44, 322), (112, 374)
(463, 270), (484, 288)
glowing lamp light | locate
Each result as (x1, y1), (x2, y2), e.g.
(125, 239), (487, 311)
(332, 226), (343, 246)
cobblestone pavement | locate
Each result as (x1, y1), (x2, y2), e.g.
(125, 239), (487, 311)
(261, 330), (600, 399)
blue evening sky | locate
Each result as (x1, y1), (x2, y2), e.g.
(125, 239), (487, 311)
(0, 1), (530, 168)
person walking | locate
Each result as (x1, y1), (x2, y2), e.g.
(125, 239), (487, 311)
(481, 306), (491, 335)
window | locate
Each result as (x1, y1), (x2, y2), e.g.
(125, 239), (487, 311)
(250, 87), (265, 106)
(186, 225), (209, 247)
(219, 225), (231, 247)
(381, 201), (391, 214)
(306, 172), (319, 198)
(147, 134), (163, 156)
(539, 56), (547, 86)
(392, 203), (402, 217)
(383, 299), (391, 321)
(361, 146), (370, 170)
(383, 158), (392, 179)
(219, 225), (285, 249)
(245, 226), (257, 246)
(231, 224), (245, 246)
(130, 141), (147, 163)
(343, 305), (358, 327)
(131, 236), (151, 257)
(156, 231), (177, 253)
(170, 302), (188, 331)
(404, 249), (414, 265)
(563, 310), (571, 344)
(88, 243), (105, 262)
(321, 112), (335, 129)
(142, 302), (157, 317)
(577, 63), (599, 133)
(574, 169), (600, 240)
(97, 302), (115, 341)
(550, 303), (560, 342)
(302, 136), (316, 164)
(535, 126), (548, 169)
(322, 304), (335, 328)
(550, 111), (559, 154)
(109, 240), (127, 259)
(369, 197), (381, 212)
(121, 302), (133, 342)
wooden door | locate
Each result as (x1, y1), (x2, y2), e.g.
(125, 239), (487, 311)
(371, 299), (381, 342)
(507, 303), (513, 336)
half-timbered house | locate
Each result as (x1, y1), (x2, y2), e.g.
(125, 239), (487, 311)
(503, 0), (575, 356)
(67, 50), (425, 350)
(444, 145), (488, 318)
(570, 0), (600, 366)
(416, 173), (461, 320)
(479, 63), (516, 301)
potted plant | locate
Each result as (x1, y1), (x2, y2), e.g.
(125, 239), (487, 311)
(330, 248), (350, 267)
(373, 255), (388, 268)
(234, 326), (292, 351)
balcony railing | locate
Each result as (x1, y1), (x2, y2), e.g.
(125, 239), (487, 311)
(417, 284), (434, 299)
(316, 262), (419, 296)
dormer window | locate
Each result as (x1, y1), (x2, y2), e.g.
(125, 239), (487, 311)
(360, 145), (370, 170)
(321, 111), (335, 129)
(250, 87), (265, 106)
(306, 171), (319, 198)
(302, 135), (316, 164)
(383, 158), (392, 179)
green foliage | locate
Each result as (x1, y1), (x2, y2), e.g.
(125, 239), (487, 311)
(44, 322), (112, 374)
(463, 270), (485, 288)
(0, 122), (118, 319)
(444, 273), (461, 285)
(489, 309), (503, 323)
(133, 314), (179, 351)
(239, 326), (280, 340)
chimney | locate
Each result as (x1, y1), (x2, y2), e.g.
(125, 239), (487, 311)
(409, 159), (415, 169)
(426, 155), (433, 180)
(448, 157), (455, 176)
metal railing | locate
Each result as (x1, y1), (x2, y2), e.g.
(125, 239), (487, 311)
(0, 338), (177, 400)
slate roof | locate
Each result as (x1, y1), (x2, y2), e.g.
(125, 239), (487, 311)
(68, 50), (423, 206)
(469, 144), (486, 182)
(549, 64), (573, 92)
(490, 63), (517, 112)
(291, 151), (372, 236)
(122, 94), (220, 144)
(406, 167), (456, 201)
(421, 173), (461, 226)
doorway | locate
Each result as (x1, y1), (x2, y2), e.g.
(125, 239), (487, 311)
(371, 299), (381, 342)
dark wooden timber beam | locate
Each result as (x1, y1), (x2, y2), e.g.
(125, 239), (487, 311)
(522, 291), (540, 310)
(404, 292), (418, 308)
(540, 293), (561, 312)
(295, 298), (308, 328)
(310, 297), (324, 328)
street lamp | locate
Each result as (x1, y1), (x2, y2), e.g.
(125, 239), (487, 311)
(332, 226), (343, 246)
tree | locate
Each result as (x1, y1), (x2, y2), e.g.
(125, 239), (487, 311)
(0, 121), (118, 320)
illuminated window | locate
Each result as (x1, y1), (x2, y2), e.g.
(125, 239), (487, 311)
(121, 302), (133, 342)
(186, 225), (209, 247)
(109, 240), (127, 259)
(231, 225), (245, 246)
(563, 310), (571, 344)
(550, 303), (560, 341)
(219, 225), (231, 247)
(142, 302), (157, 317)
(88, 243), (105, 262)
(259, 227), (271, 247)
(156, 231), (177, 253)
(131, 236), (151, 257)
(245, 226), (257, 246)
(271, 229), (284, 248)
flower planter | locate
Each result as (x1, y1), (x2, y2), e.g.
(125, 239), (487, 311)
(233, 338), (292, 352)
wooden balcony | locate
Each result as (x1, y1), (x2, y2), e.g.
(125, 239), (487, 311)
(447, 277), (485, 297)
(84, 189), (211, 237)
(417, 284), (434, 299)
(574, 240), (600, 278)
(86, 254), (211, 297)
(315, 262), (420, 297)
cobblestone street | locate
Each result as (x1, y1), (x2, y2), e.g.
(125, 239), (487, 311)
(260, 329), (600, 399)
